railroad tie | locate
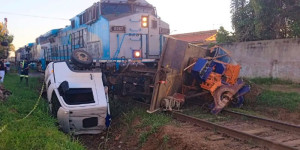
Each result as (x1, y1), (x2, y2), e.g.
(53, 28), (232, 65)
(282, 139), (300, 148)
(242, 128), (271, 135)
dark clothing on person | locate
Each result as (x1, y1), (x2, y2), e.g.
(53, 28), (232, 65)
(20, 60), (29, 86)
(0, 60), (5, 83)
(0, 61), (5, 71)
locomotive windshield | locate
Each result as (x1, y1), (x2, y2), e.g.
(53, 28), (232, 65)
(101, 3), (156, 16)
(101, 3), (132, 15)
(134, 5), (156, 15)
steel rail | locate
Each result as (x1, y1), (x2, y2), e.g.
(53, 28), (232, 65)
(172, 112), (297, 150)
(222, 110), (300, 134)
(132, 100), (298, 149)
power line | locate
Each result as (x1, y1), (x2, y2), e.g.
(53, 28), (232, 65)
(0, 11), (69, 21)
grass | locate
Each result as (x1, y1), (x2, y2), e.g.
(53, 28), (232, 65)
(122, 108), (171, 146)
(257, 90), (300, 111)
(249, 77), (295, 85)
(106, 97), (172, 147)
(0, 74), (84, 150)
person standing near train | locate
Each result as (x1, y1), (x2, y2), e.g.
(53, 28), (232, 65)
(20, 58), (29, 86)
(4, 59), (10, 73)
(0, 59), (5, 83)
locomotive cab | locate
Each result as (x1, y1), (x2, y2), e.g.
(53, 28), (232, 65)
(101, 0), (170, 61)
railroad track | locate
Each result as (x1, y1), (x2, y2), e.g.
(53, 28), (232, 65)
(132, 100), (300, 149)
(173, 110), (300, 150)
(222, 110), (300, 135)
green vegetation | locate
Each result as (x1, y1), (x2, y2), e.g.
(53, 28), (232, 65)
(216, 26), (235, 44)
(231, 0), (300, 41)
(0, 74), (84, 150)
(0, 26), (14, 59)
(163, 135), (170, 143)
(258, 90), (300, 111)
(122, 108), (171, 145)
(249, 77), (295, 85)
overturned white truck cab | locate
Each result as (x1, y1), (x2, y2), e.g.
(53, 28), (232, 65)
(45, 61), (110, 135)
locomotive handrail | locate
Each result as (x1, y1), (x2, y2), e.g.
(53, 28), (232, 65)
(113, 33), (143, 59)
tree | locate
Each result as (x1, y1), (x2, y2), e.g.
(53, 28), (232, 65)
(0, 35), (14, 59)
(1, 19), (14, 58)
(251, 0), (286, 39)
(231, 0), (300, 41)
(231, 0), (257, 41)
(216, 26), (235, 43)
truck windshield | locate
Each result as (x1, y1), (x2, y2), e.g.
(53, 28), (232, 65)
(211, 47), (232, 64)
(64, 88), (95, 105)
(101, 3), (132, 15)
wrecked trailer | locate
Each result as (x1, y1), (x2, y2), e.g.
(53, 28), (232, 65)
(149, 38), (250, 114)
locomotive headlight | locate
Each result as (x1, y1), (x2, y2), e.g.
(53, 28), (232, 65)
(142, 22), (148, 27)
(135, 51), (141, 57)
(133, 50), (142, 58)
(142, 17), (148, 22)
(141, 16), (149, 28)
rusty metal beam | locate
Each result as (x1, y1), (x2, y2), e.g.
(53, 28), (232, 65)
(185, 91), (209, 99)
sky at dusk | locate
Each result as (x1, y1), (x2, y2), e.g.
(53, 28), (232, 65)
(0, 0), (232, 50)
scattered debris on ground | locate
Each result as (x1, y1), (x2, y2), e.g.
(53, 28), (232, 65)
(0, 84), (12, 101)
(243, 82), (263, 106)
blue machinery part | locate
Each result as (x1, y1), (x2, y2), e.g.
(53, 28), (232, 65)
(232, 85), (251, 108)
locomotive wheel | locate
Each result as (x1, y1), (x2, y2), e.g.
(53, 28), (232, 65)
(71, 49), (93, 68)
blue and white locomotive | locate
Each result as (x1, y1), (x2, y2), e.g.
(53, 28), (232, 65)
(23, 0), (170, 101)
(34, 0), (169, 63)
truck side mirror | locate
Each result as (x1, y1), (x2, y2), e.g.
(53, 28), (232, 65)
(58, 81), (69, 96)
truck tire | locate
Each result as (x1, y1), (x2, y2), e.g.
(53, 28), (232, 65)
(71, 49), (93, 68)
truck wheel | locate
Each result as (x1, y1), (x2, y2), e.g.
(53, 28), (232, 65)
(71, 49), (93, 68)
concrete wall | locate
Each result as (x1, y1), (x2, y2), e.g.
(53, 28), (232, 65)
(221, 38), (300, 82)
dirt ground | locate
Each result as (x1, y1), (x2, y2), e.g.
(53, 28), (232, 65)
(245, 84), (300, 125)
(250, 107), (300, 125)
(143, 123), (263, 150)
